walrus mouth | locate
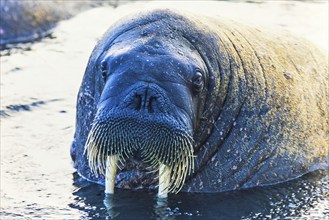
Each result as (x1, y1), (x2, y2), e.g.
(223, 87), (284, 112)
(84, 111), (194, 197)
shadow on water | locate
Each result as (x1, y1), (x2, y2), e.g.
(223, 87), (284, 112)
(70, 170), (328, 219)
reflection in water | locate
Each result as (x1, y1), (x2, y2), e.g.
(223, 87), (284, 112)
(104, 194), (121, 219)
(154, 198), (173, 220)
(70, 170), (328, 219)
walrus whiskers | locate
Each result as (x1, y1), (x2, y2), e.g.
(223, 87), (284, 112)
(85, 116), (194, 197)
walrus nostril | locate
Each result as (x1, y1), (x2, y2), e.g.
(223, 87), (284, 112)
(148, 97), (155, 113)
(133, 89), (156, 113)
(136, 95), (142, 111)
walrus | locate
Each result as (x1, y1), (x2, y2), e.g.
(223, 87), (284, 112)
(70, 9), (328, 198)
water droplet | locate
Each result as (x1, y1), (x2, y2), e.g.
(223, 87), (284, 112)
(177, 50), (183, 56)
(140, 30), (148, 36)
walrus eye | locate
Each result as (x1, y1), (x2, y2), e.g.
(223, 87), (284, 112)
(192, 71), (204, 93)
(100, 61), (108, 80)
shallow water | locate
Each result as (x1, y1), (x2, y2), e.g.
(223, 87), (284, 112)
(1, 1), (328, 219)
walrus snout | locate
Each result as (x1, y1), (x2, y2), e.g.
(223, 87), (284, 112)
(85, 109), (195, 195)
(86, 71), (196, 196)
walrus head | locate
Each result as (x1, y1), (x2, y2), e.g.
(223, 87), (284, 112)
(70, 9), (216, 197)
(85, 34), (207, 195)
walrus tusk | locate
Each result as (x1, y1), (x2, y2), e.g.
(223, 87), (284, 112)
(105, 155), (118, 194)
(158, 163), (171, 198)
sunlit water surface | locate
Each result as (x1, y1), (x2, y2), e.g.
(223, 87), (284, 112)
(1, 1), (328, 219)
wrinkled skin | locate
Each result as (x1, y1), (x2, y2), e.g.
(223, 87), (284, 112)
(71, 9), (329, 193)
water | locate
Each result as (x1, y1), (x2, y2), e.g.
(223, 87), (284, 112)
(1, 1), (328, 219)
(70, 171), (329, 219)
